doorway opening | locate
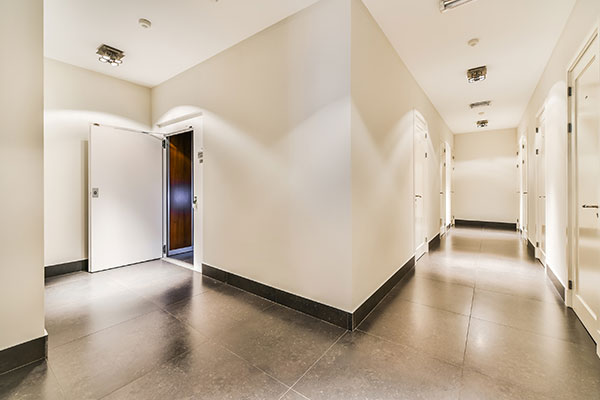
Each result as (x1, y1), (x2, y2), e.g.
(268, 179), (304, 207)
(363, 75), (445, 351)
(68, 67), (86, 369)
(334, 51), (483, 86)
(166, 130), (194, 266)
(414, 110), (429, 260)
(440, 141), (452, 236)
(568, 27), (600, 356)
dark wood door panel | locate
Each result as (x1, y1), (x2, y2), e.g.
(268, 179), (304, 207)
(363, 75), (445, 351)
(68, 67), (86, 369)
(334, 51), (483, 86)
(168, 131), (193, 251)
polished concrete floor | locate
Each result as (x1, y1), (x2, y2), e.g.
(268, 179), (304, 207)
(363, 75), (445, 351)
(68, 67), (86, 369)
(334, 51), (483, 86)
(2, 227), (600, 399)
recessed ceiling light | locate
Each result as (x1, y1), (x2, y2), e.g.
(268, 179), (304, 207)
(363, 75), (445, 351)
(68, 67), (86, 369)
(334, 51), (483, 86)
(467, 66), (487, 83)
(469, 100), (491, 109)
(138, 18), (152, 29)
(468, 38), (479, 47)
(96, 44), (125, 67)
(440, 0), (478, 13)
(477, 120), (488, 128)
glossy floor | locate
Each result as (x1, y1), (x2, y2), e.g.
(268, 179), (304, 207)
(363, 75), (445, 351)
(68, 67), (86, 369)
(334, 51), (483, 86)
(2, 227), (600, 399)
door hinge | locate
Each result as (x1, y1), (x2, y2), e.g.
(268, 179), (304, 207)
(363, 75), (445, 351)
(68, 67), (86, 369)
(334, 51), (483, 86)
(536, 127), (539, 133)
(163, 244), (166, 254)
(568, 86), (572, 97)
(568, 280), (573, 290)
(162, 139), (166, 149)
(536, 241), (539, 247)
(568, 123), (572, 133)
(425, 152), (428, 158)
(536, 149), (539, 155)
(198, 151), (204, 164)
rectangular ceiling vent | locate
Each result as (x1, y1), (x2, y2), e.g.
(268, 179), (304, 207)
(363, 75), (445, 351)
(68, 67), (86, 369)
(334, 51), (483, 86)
(440, 0), (478, 13)
(469, 100), (491, 109)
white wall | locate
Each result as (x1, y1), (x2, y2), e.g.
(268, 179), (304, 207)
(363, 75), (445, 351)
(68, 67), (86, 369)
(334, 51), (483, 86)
(0, 0), (45, 350)
(152, 0), (354, 311)
(44, 58), (151, 267)
(518, 0), (600, 286)
(454, 129), (518, 223)
(350, 0), (454, 310)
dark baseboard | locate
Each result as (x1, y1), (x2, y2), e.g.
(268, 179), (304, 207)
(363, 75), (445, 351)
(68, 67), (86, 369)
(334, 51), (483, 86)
(202, 264), (352, 329)
(455, 219), (517, 231)
(527, 239), (535, 260)
(0, 333), (47, 375)
(546, 265), (566, 301)
(203, 257), (416, 331)
(352, 256), (415, 329)
(45, 259), (88, 278)
(429, 234), (441, 251)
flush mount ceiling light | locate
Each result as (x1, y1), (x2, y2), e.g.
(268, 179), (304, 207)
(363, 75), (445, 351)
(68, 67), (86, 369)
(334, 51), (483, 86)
(138, 18), (152, 29)
(467, 38), (480, 47)
(440, 0), (478, 13)
(469, 100), (491, 109)
(467, 65), (487, 83)
(477, 119), (489, 128)
(96, 44), (125, 66)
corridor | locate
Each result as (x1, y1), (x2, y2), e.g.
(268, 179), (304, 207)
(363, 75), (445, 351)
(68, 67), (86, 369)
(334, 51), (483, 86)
(1, 227), (599, 399)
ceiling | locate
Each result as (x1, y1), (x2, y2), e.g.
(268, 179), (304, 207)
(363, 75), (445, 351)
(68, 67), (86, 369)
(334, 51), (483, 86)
(44, 0), (319, 87)
(362, 0), (576, 134)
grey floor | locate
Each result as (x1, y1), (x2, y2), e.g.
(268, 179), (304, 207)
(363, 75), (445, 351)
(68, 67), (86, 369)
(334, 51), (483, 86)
(2, 227), (600, 399)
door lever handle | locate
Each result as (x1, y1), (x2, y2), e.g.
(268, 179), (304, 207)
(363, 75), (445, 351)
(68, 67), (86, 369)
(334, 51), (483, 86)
(582, 204), (599, 209)
(415, 194), (422, 198)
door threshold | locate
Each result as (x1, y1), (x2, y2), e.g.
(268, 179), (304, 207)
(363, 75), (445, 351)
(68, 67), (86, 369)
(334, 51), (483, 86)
(162, 257), (196, 272)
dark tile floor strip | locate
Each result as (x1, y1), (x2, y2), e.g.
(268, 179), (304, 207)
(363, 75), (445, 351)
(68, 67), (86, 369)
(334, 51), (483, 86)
(1, 227), (599, 399)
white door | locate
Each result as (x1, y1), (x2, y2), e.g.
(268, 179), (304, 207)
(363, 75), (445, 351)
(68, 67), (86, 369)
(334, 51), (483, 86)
(535, 116), (547, 265)
(519, 137), (528, 238)
(573, 32), (600, 347)
(440, 143), (446, 235)
(445, 144), (452, 230)
(414, 112), (428, 260)
(89, 125), (163, 272)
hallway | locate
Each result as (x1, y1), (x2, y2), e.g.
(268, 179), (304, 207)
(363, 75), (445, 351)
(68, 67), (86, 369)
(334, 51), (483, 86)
(1, 227), (598, 399)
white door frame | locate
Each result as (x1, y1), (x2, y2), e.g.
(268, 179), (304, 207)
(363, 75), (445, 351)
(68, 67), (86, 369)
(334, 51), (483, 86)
(567, 24), (600, 358)
(414, 110), (429, 260)
(518, 134), (528, 240)
(157, 112), (204, 272)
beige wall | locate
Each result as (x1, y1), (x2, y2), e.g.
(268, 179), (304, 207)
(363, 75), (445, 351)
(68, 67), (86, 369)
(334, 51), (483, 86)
(152, 0), (354, 311)
(518, 0), (600, 285)
(454, 129), (518, 224)
(44, 58), (151, 267)
(0, 0), (45, 350)
(350, 0), (454, 309)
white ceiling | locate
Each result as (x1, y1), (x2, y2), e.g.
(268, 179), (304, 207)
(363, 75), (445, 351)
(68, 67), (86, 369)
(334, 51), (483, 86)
(44, 0), (319, 87)
(362, 0), (575, 134)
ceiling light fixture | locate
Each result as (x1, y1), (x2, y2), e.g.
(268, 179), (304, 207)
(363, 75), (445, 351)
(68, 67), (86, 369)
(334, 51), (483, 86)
(477, 120), (488, 128)
(467, 66), (487, 83)
(96, 44), (125, 67)
(467, 38), (479, 47)
(440, 0), (478, 13)
(469, 100), (491, 109)
(138, 18), (152, 29)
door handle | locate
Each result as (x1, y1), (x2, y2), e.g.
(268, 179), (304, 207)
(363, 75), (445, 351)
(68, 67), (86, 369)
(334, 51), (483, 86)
(415, 194), (422, 198)
(582, 204), (599, 209)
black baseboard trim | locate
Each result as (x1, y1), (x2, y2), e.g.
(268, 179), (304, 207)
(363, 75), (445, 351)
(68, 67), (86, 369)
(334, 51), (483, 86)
(203, 257), (417, 330)
(45, 259), (88, 278)
(455, 219), (517, 231)
(429, 234), (441, 251)
(0, 333), (47, 375)
(202, 264), (352, 329)
(546, 265), (566, 301)
(527, 239), (535, 260)
(352, 256), (415, 329)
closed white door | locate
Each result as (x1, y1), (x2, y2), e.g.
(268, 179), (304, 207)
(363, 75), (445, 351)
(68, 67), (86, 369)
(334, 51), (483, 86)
(414, 112), (428, 260)
(440, 143), (447, 235)
(573, 33), (600, 347)
(536, 117), (547, 264)
(89, 125), (163, 272)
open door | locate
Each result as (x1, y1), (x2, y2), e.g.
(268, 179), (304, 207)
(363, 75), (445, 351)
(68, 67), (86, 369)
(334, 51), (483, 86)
(414, 111), (428, 260)
(571, 31), (600, 351)
(167, 131), (194, 259)
(89, 125), (163, 272)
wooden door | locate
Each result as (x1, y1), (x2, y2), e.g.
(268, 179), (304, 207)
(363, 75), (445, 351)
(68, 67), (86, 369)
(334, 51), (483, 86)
(168, 131), (193, 254)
